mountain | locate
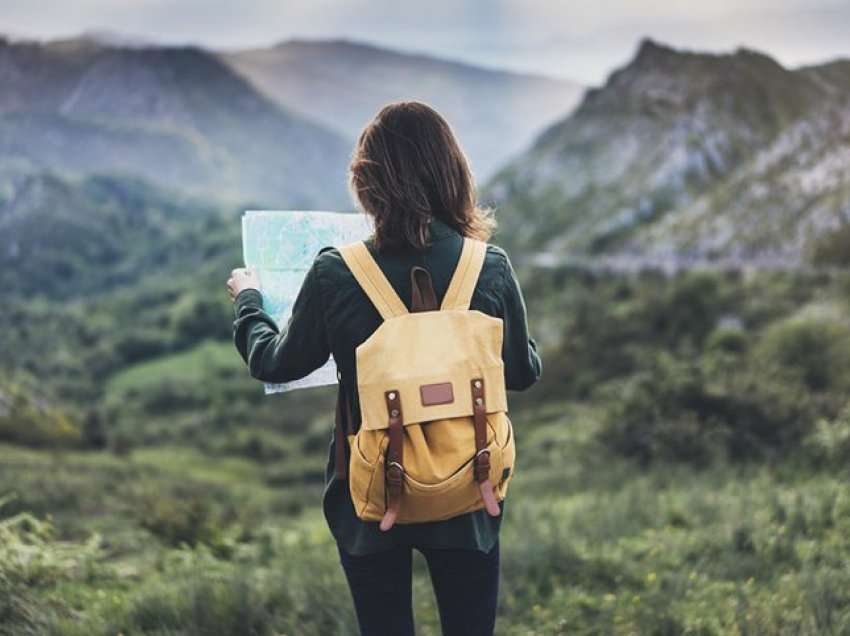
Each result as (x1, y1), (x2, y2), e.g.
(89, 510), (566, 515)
(77, 29), (159, 48)
(221, 38), (583, 180)
(484, 38), (850, 266)
(0, 35), (352, 207)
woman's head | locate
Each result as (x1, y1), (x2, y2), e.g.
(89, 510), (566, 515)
(348, 100), (495, 251)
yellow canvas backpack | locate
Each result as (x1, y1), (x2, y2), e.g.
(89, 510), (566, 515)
(333, 236), (516, 531)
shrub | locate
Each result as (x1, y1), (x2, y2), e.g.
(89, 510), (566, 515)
(659, 271), (728, 348)
(705, 322), (748, 354)
(170, 293), (232, 346)
(757, 316), (850, 392)
(139, 491), (225, 551)
(0, 494), (100, 635)
(803, 402), (850, 468)
(717, 370), (815, 460)
(113, 328), (170, 366)
(0, 381), (82, 449)
(599, 355), (727, 465)
(599, 353), (816, 464)
(0, 569), (47, 636)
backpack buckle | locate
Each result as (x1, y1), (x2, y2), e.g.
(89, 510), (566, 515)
(474, 448), (491, 482)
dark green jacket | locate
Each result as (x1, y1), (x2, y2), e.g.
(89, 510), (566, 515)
(233, 216), (542, 555)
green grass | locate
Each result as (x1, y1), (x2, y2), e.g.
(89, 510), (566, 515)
(105, 340), (241, 395)
(6, 269), (850, 634)
(130, 447), (268, 486)
(4, 404), (850, 635)
(0, 443), (269, 490)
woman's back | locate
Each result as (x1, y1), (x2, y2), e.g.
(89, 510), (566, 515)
(233, 214), (541, 555)
(229, 100), (541, 636)
(317, 216), (540, 431)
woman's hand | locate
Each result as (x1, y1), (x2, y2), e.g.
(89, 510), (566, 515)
(227, 267), (261, 301)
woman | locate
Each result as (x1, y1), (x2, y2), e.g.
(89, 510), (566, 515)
(227, 101), (541, 636)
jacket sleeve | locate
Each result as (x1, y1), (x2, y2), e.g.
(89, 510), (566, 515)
(498, 252), (542, 391)
(232, 256), (331, 383)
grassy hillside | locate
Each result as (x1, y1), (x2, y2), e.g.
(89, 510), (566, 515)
(5, 239), (850, 632)
(6, 418), (850, 635)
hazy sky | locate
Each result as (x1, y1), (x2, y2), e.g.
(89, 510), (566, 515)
(2, 0), (848, 84)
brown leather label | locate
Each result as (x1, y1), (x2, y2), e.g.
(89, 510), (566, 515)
(420, 382), (454, 406)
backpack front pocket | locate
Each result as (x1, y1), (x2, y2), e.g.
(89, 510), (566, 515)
(348, 430), (388, 521)
(396, 434), (506, 523)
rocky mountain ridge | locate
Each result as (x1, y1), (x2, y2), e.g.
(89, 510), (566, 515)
(485, 38), (850, 266)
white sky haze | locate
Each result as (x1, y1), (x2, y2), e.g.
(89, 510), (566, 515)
(1, 0), (848, 84)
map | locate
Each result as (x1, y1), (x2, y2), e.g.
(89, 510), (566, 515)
(241, 210), (374, 394)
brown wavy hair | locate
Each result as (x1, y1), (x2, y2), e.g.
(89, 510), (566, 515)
(348, 100), (496, 251)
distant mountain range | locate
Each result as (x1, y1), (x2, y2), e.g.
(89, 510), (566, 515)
(3, 32), (849, 267)
(484, 38), (850, 266)
(0, 34), (352, 208)
(0, 33), (583, 210)
(222, 38), (583, 180)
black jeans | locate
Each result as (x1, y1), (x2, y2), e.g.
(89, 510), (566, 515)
(337, 540), (500, 636)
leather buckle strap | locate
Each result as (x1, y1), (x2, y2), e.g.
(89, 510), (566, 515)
(381, 389), (404, 531)
(471, 378), (500, 517)
(470, 378), (490, 482)
(410, 266), (438, 312)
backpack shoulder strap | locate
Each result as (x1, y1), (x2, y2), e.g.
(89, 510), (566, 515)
(338, 241), (408, 320)
(440, 237), (487, 311)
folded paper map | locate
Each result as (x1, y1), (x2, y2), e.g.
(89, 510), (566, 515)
(241, 210), (374, 394)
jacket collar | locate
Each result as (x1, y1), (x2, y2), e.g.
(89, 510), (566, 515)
(427, 217), (460, 241)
